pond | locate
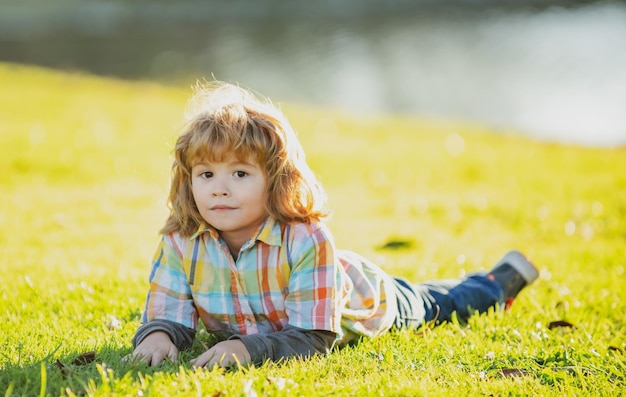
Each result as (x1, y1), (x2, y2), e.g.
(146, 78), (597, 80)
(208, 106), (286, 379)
(1, 1), (625, 146)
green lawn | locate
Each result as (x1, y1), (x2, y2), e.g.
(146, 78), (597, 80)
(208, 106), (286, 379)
(1, 62), (625, 396)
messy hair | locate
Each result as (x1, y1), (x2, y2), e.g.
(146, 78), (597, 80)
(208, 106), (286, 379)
(161, 81), (328, 236)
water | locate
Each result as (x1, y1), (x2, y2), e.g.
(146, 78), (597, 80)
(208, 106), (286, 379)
(1, 2), (625, 147)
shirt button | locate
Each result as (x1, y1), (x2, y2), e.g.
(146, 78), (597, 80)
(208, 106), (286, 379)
(244, 318), (253, 327)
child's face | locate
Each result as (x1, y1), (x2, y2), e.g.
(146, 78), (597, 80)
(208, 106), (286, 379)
(191, 155), (269, 246)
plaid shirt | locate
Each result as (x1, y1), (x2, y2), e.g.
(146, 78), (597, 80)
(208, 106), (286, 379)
(141, 217), (396, 341)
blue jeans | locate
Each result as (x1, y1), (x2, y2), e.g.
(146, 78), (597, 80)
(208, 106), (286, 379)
(393, 273), (505, 329)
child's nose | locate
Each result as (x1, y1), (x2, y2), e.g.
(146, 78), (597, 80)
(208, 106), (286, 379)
(211, 178), (230, 197)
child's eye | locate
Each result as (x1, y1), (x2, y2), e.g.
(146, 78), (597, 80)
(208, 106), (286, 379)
(200, 171), (213, 178)
(234, 171), (248, 178)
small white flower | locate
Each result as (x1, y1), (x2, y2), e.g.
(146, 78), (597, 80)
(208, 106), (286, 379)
(105, 315), (122, 330)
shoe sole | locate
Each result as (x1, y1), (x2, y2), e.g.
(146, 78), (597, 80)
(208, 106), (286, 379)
(496, 250), (539, 285)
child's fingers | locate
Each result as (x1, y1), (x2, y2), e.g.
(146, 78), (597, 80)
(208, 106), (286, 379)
(166, 346), (179, 363)
(121, 353), (146, 365)
(189, 354), (206, 367)
(123, 350), (153, 365)
(190, 349), (217, 368)
(126, 350), (177, 366)
(126, 348), (167, 366)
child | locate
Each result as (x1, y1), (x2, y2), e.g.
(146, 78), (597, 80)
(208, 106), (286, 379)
(129, 82), (539, 368)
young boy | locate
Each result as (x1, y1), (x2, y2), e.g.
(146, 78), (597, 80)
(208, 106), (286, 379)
(129, 82), (539, 367)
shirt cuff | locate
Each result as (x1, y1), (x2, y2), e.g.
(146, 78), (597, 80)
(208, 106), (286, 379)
(132, 319), (196, 351)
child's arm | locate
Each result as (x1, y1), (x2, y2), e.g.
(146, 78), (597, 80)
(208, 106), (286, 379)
(191, 326), (336, 367)
(230, 325), (337, 364)
(131, 234), (198, 364)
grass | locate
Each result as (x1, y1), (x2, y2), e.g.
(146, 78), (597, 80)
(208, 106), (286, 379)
(1, 62), (625, 396)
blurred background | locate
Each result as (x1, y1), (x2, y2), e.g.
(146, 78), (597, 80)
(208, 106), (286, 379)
(1, 0), (625, 147)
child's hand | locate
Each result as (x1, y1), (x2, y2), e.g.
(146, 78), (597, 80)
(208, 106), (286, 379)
(128, 331), (179, 366)
(190, 339), (251, 368)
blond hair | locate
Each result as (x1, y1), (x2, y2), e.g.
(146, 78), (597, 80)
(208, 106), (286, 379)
(161, 81), (327, 236)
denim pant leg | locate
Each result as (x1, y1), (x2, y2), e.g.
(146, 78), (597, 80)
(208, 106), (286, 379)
(393, 273), (505, 330)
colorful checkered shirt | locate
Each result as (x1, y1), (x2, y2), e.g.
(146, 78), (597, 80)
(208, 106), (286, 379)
(141, 217), (397, 342)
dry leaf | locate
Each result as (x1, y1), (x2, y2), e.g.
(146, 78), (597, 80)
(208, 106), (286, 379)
(608, 346), (623, 354)
(378, 239), (414, 250)
(72, 351), (96, 366)
(56, 359), (72, 377)
(498, 368), (530, 378)
(548, 320), (576, 330)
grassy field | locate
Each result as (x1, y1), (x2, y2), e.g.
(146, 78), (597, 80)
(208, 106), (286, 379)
(1, 62), (625, 396)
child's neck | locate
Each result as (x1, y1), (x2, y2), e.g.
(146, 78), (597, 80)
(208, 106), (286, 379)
(220, 233), (248, 261)
(216, 217), (268, 261)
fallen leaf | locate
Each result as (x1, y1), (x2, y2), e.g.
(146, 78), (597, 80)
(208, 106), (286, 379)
(378, 239), (414, 250)
(56, 359), (72, 377)
(555, 301), (569, 311)
(498, 368), (530, 378)
(548, 320), (576, 330)
(72, 351), (96, 366)
(608, 346), (623, 354)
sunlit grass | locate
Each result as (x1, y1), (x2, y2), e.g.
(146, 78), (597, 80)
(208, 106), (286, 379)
(1, 62), (625, 396)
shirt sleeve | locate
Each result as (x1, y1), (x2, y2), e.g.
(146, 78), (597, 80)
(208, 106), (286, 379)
(140, 233), (198, 330)
(231, 325), (337, 364)
(132, 319), (196, 351)
(283, 222), (343, 334)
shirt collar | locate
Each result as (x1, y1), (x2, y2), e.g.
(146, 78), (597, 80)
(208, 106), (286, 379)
(190, 217), (283, 247)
